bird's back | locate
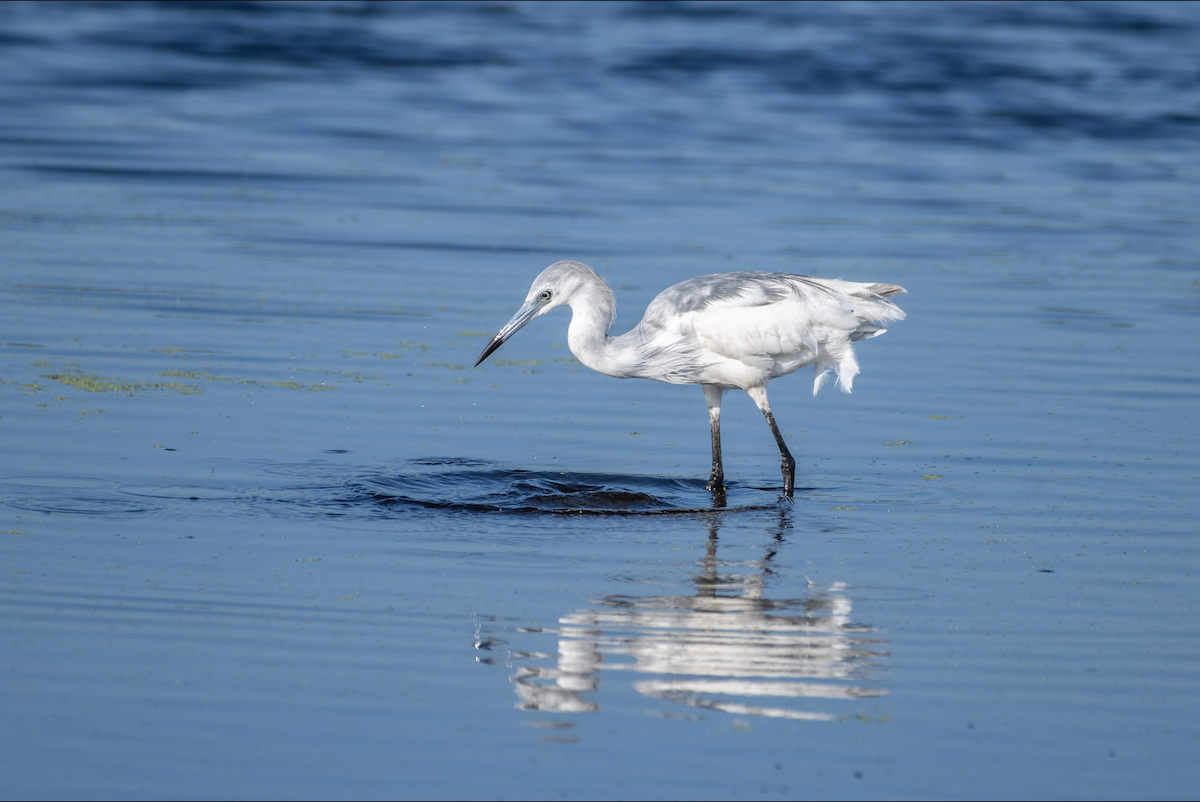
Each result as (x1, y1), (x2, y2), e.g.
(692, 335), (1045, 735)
(630, 272), (905, 393)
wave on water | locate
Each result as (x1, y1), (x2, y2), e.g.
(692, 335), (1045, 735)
(2, 460), (925, 522)
(358, 458), (784, 515)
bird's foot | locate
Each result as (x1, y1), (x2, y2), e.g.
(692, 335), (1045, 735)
(781, 457), (796, 499)
(706, 477), (727, 509)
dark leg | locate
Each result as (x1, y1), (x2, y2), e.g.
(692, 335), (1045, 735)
(702, 385), (725, 496)
(747, 385), (796, 498)
(762, 408), (796, 498)
(707, 415), (724, 490)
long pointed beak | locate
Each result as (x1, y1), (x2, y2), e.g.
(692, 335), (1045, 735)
(475, 300), (539, 367)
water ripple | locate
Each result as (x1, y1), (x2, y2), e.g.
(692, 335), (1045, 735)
(2, 476), (160, 516)
(359, 459), (783, 515)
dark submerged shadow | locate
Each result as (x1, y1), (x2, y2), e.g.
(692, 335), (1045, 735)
(362, 458), (784, 515)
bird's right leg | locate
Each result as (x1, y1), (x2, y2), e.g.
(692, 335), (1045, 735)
(747, 385), (796, 498)
(702, 385), (725, 494)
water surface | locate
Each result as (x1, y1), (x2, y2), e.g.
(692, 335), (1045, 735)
(2, 2), (1199, 799)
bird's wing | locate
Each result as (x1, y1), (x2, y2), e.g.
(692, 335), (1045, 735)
(643, 272), (793, 322)
(677, 274), (905, 394)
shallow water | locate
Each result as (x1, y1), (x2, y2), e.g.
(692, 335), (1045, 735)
(2, 2), (1199, 799)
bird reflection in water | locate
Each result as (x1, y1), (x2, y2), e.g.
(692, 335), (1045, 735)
(476, 513), (889, 722)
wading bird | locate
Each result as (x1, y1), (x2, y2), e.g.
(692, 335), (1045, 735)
(476, 262), (905, 498)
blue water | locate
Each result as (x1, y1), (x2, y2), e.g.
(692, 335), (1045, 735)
(2, 2), (1199, 798)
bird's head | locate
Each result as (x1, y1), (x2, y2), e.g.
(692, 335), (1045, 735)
(475, 261), (603, 367)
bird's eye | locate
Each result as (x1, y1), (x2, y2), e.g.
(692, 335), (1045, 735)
(539, 290), (552, 301)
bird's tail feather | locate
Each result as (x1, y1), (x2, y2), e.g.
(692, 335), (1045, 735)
(863, 283), (906, 299)
(849, 284), (907, 326)
(813, 333), (860, 396)
(850, 323), (887, 341)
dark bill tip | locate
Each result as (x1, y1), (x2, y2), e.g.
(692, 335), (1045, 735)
(475, 336), (505, 367)
(474, 301), (539, 368)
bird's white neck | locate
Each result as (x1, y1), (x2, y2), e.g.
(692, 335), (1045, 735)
(564, 280), (638, 379)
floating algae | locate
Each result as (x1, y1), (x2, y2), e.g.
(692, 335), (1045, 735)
(294, 368), (383, 382)
(150, 347), (219, 359)
(44, 371), (202, 396)
(158, 370), (255, 386)
(371, 342), (431, 359)
(271, 382), (333, 391)
(157, 371), (335, 392)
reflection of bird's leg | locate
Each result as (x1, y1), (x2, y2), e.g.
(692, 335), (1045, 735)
(695, 515), (720, 596)
(771, 507), (789, 545)
(759, 509), (790, 579)
(702, 385), (725, 497)
(747, 386), (796, 498)
(761, 512), (783, 566)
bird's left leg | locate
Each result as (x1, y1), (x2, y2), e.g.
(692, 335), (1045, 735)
(746, 385), (796, 498)
(702, 385), (725, 494)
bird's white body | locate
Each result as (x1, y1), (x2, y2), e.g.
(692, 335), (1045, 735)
(477, 261), (906, 498)
(541, 264), (904, 395)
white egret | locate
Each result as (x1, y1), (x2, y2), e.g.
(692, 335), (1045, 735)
(476, 261), (905, 498)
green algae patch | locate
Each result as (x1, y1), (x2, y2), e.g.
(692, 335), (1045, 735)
(269, 381), (333, 391)
(295, 368), (383, 382)
(151, 347), (215, 358)
(375, 344), (427, 358)
(156, 370), (334, 391)
(44, 371), (202, 396)
(426, 362), (466, 371)
(493, 358), (542, 366)
(79, 410), (104, 416)
(158, 370), (255, 386)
